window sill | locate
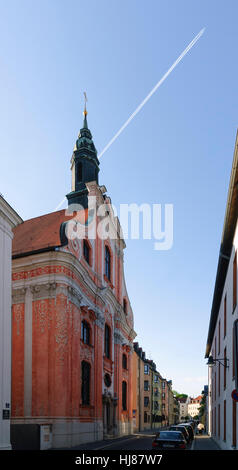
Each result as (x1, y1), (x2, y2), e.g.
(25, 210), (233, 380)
(104, 274), (114, 289)
(83, 256), (91, 266)
(103, 355), (114, 373)
(81, 339), (93, 348)
(103, 355), (113, 362)
(81, 256), (93, 270)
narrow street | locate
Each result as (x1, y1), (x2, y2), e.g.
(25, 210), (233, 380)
(58, 431), (220, 451)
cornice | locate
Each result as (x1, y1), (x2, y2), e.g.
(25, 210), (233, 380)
(11, 237), (136, 336)
(0, 196), (22, 229)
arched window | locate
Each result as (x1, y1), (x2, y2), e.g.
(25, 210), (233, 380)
(122, 353), (127, 370)
(105, 246), (111, 281)
(81, 320), (90, 345)
(81, 361), (90, 405)
(123, 298), (127, 314)
(104, 324), (111, 359)
(122, 381), (127, 411)
(83, 240), (91, 265)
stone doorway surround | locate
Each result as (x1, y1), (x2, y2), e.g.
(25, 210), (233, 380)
(102, 392), (118, 438)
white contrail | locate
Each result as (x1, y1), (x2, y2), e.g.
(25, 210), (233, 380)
(53, 28), (205, 211)
(54, 197), (67, 211)
(98, 28), (205, 159)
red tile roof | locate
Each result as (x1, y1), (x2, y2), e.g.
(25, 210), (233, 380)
(12, 210), (70, 257)
(190, 395), (202, 403)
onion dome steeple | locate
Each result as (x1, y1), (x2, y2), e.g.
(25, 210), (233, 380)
(66, 94), (100, 209)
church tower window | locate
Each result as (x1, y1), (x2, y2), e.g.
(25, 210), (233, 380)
(105, 246), (111, 281)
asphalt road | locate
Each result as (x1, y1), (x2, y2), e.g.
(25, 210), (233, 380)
(93, 434), (155, 451)
(58, 429), (219, 452)
(90, 434), (220, 451)
(71, 432), (194, 451)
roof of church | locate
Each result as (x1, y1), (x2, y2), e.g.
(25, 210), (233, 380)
(12, 209), (69, 258)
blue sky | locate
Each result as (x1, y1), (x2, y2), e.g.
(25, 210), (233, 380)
(1, 0), (238, 396)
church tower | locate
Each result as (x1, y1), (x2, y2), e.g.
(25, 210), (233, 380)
(66, 98), (100, 209)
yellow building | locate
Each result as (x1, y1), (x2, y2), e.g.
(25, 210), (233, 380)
(132, 343), (163, 431)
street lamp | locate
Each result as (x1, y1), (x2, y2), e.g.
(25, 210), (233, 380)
(206, 355), (229, 369)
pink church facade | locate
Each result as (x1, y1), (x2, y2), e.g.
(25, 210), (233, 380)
(11, 115), (136, 448)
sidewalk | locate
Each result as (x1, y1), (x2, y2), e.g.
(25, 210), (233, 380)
(192, 434), (220, 450)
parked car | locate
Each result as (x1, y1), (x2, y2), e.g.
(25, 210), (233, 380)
(187, 421), (196, 430)
(178, 423), (194, 441)
(169, 425), (190, 444)
(152, 431), (187, 450)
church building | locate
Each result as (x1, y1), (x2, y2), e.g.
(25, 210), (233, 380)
(11, 106), (136, 448)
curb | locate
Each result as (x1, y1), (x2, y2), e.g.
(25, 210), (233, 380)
(191, 439), (196, 450)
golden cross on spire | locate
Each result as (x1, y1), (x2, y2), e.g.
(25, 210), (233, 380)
(83, 91), (88, 116)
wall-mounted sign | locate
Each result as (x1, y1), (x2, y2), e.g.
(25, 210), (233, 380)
(231, 389), (238, 402)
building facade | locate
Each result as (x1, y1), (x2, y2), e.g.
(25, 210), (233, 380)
(161, 380), (168, 426)
(173, 395), (179, 424)
(161, 379), (176, 426)
(205, 131), (238, 450)
(167, 381), (175, 425)
(188, 396), (202, 418)
(132, 344), (145, 432)
(151, 368), (162, 428)
(178, 396), (190, 421)
(11, 112), (136, 448)
(201, 386), (208, 431)
(0, 196), (22, 450)
(132, 343), (163, 432)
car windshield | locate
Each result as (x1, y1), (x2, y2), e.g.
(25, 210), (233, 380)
(156, 431), (182, 440)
